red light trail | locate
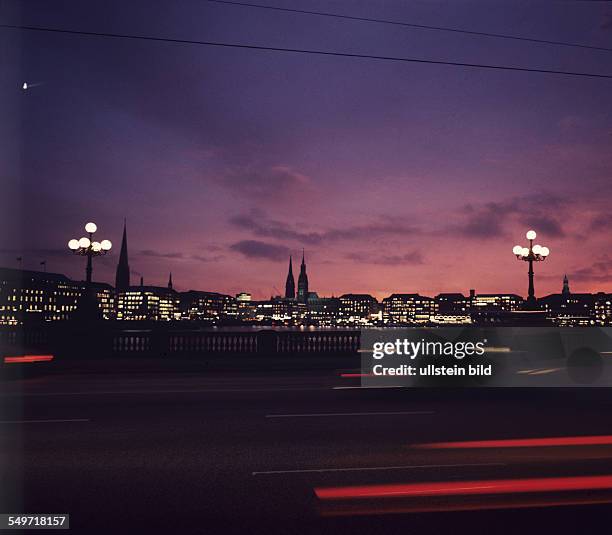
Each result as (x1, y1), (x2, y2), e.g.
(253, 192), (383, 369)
(315, 474), (612, 500)
(413, 435), (612, 449)
(3, 354), (54, 364)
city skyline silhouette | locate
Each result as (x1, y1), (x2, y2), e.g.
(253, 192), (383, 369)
(2, 219), (610, 303)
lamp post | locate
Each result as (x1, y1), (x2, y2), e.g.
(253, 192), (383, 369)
(512, 229), (550, 308)
(68, 222), (112, 283)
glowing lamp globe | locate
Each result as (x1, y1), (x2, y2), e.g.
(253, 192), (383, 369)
(85, 222), (97, 234)
(512, 245), (523, 255)
(521, 247), (530, 257)
(78, 237), (91, 248)
(526, 230), (537, 240)
(532, 244), (542, 255)
(540, 246), (550, 257)
(92, 241), (102, 252)
(68, 239), (80, 250)
(101, 239), (112, 251)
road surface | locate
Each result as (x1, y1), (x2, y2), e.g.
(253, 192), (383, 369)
(2, 367), (612, 533)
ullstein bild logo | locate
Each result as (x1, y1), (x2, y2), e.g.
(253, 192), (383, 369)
(372, 339), (486, 360)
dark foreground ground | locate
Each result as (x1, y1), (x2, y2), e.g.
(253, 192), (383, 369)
(2, 360), (612, 534)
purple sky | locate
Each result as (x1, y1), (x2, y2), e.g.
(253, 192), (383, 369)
(2, 0), (612, 299)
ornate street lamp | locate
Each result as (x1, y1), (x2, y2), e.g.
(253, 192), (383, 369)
(68, 222), (112, 283)
(512, 229), (550, 307)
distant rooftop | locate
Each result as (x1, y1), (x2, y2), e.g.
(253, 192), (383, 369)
(0, 266), (113, 289)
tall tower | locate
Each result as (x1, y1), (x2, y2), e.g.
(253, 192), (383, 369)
(115, 220), (130, 292)
(168, 272), (173, 290)
(562, 274), (570, 296)
(285, 256), (295, 299)
(297, 250), (309, 304)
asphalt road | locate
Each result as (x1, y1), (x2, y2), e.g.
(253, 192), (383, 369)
(2, 367), (612, 534)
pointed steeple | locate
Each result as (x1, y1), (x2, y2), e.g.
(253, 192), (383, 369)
(562, 274), (570, 296)
(168, 272), (173, 290)
(297, 249), (309, 304)
(140, 275), (144, 287)
(285, 256), (295, 299)
(115, 219), (130, 292)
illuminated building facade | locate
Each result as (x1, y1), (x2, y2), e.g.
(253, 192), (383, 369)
(307, 296), (340, 326)
(594, 293), (612, 326)
(469, 293), (524, 324)
(116, 285), (180, 321)
(179, 290), (237, 322)
(539, 294), (595, 326)
(234, 292), (254, 320)
(432, 293), (471, 324)
(471, 293), (523, 311)
(91, 282), (116, 320)
(0, 267), (114, 324)
(382, 294), (437, 324)
(338, 294), (379, 325)
(254, 298), (302, 323)
(537, 277), (599, 326)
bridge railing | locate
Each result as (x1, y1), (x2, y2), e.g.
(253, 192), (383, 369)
(0, 325), (360, 358)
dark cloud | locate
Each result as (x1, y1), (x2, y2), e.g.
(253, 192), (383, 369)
(345, 251), (424, 265)
(557, 115), (583, 131)
(221, 165), (313, 201)
(232, 193), (566, 249)
(229, 211), (421, 245)
(570, 256), (612, 284)
(230, 240), (289, 261)
(190, 254), (224, 263)
(323, 218), (421, 242)
(590, 213), (612, 231)
(229, 212), (323, 244)
(454, 203), (510, 238)
(138, 249), (223, 263)
(139, 250), (185, 259)
(453, 193), (566, 239)
(523, 215), (564, 238)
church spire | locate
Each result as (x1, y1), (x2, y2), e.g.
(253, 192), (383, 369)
(297, 250), (309, 304)
(115, 219), (130, 292)
(562, 274), (570, 296)
(285, 256), (295, 299)
(168, 272), (173, 290)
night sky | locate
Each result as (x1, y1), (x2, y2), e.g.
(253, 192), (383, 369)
(2, 0), (611, 299)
